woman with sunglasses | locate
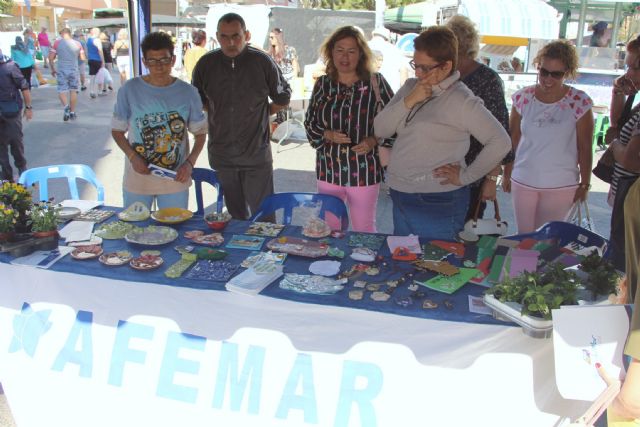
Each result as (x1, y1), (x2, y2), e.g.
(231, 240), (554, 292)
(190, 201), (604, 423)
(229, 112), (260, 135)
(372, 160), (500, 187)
(374, 26), (510, 240)
(504, 40), (594, 234)
(304, 26), (393, 232)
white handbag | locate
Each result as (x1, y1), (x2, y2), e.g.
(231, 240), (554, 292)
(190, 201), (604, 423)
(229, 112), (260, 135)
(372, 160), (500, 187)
(463, 199), (508, 236)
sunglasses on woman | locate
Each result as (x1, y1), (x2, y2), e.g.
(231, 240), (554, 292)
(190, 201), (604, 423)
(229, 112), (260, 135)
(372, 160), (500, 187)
(538, 67), (565, 79)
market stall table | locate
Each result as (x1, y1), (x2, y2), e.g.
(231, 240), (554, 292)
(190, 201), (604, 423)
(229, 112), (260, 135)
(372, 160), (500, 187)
(0, 213), (592, 426)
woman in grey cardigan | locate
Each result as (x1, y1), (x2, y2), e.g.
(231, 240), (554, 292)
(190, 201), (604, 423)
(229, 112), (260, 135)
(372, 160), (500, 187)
(374, 26), (510, 240)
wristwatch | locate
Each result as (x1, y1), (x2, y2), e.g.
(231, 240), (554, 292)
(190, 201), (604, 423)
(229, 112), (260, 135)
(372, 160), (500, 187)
(486, 175), (499, 182)
(24, 105), (32, 110)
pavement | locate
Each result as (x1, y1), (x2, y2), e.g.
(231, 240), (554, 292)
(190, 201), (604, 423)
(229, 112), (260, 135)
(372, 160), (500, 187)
(0, 66), (615, 426)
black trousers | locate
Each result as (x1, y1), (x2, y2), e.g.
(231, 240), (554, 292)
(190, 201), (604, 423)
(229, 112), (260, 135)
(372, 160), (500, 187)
(215, 163), (275, 221)
(0, 115), (27, 181)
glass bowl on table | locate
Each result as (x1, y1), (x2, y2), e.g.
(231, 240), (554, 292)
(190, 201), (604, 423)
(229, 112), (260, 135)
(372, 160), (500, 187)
(204, 211), (232, 231)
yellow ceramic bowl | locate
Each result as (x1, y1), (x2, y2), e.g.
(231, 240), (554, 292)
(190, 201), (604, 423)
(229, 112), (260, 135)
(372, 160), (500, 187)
(151, 207), (194, 224)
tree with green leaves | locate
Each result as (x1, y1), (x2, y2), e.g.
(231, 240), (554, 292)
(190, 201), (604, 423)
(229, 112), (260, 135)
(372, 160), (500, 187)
(0, 0), (13, 16)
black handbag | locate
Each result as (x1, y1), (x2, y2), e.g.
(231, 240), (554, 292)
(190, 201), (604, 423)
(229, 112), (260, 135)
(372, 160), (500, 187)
(0, 100), (20, 118)
(592, 147), (614, 183)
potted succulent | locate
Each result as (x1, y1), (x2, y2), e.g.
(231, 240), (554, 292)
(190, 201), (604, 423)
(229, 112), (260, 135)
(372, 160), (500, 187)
(0, 202), (18, 242)
(29, 201), (60, 237)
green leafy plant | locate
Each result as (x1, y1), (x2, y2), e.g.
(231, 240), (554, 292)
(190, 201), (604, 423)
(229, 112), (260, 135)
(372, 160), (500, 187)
(486, 262), (578, 320)
(28, 201), (60, 232)
(579, 250), (620, 300)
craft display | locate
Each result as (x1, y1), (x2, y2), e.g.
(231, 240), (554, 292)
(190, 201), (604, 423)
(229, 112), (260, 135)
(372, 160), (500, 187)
(226, 264), (284, 295)
(245, 222), (285, 237)
(74, 209), (115, 223)
(348, 233), (386, 250)
(118, 202), (150, 222)
(195, 248), (228, 260)
(58, 206), (81, 221)
(413, 259), (460, 276)
(302, 217), (331, 238)
(125, 226), (178, 246)
(192, 233), (225, 247)
(266, 236), (329, 258)
(226, 235), (264, 250)
(67, 236), (103, 247)
(70, 244), (103, 260)
(279, 273), (347, 295)
(415, 268), (480, 294)
(241, 251), (287, 268)
(184, 230), (204, 239)
(185, 260), (240, 281)
(94, 221), (137, 239)
(165, 253), (197, 278)
(130, 254), (163, 270)
(98, 251), (133, 266)
(151, 207), (193, 224)
(350, 247), (376, 262)
(204, 212), (232, 231)
(308, 260), (341, 276)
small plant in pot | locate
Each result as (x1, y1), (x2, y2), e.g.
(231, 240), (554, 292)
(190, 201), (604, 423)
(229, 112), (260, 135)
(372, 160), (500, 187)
(29, 201), (61, 237)
(0, 202), (18, 241)
(578, 250), (620, 300)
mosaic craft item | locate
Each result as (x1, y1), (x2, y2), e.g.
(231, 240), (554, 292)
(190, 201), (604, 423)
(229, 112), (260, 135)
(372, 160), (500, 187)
(184, 230), (205, 239)
(125, 226), (179, 246)
(266, 236), (329, 258)
(413, 259), (460, 276)
(195, 248), (228, 260)
(94, 221), (138, 239)
(245, 222), (285, 237)
(98, 250), (133, 266)
(192, 233), (225, 247)
(415, 268), (480, 294)
(302, 217), (331, 238)
(117, 202), (150, 222)
(421, 243), (451, 261)
(279, 273), (347, 295)
(226, 234), (265, 250)
(130, 254), (163, 270)
(70, 244), (103, 260)
(308, 260), (341, 276)
(348, 233), (386, 251)
(74, 209), (115, 223)
(151, 207), (193, 224)
(185, 260), (240, 282)
(164, 253), (197, 278)
(241, 251), (287, 268)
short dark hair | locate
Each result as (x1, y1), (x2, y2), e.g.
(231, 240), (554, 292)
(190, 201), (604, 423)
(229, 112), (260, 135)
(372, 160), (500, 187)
(414, 26), (458, 72)
(141, 31), (174, 57)
(60, 28), (71, 36)
(218, 13), (246, 31)
(192, 29), (206, 46)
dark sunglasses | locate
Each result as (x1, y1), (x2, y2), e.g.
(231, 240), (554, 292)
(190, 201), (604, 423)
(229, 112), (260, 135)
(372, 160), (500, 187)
(409, 60), (443, 74)
(538, 67), (565, 79)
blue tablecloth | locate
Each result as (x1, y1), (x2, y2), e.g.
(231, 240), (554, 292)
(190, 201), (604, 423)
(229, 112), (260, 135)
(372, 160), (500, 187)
(1, 211), (510, 327)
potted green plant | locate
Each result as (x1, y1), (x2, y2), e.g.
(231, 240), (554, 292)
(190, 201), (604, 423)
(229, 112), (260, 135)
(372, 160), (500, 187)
(578, 251), (620, 301)
(29, 201), (60, 237)
(0, 202), (18, 242)
(0, 181), (33, 233)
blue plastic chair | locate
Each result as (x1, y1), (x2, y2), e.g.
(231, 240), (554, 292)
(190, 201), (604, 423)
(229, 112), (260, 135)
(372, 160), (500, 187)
(18, 164), (105, 202)
(191, 167), (224, 215)
(250, 192), (349, 231)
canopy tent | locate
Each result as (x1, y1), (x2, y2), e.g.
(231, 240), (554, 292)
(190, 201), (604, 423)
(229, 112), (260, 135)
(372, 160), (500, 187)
(384, 2), (426, 33)
(67, 14), (204, 30)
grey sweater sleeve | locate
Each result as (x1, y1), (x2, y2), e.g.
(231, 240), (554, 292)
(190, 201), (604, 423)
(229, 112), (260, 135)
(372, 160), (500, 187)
(373, 80), (414, 138)
(458, 96), (511, 185)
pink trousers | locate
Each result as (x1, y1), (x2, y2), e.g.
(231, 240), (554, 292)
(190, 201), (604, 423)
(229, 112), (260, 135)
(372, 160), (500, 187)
(511, 180), (577, 234)
(316, 181), (379, 232)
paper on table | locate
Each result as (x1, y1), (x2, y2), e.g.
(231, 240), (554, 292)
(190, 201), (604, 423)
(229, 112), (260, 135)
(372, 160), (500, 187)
(10, 246), (74, 269)
(60, 199), (103, 213)
(59, 220), (95, 242)
(552, 305), (631, 401)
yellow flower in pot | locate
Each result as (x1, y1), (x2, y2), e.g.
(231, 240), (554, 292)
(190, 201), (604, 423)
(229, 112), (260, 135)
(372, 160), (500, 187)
(29, 201), (61, 237)
(0, 202), (18, 241)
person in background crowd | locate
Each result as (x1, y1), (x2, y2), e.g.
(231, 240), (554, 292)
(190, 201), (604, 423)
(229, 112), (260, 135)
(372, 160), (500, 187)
(23, 28), (44, 88)
(0, 49), (32, 181)
(73, 30), (88, 91)
(374, 26), (511, 240)
(504, 41), (594, 234)
(111, 32), (207, 210)
(605, 37), (640, 271)
(590, 21), (610, 48)
(10, 37), (35, 90)
(305, 26), (393, 232)
(87, 27), (106, 98)
(192, 13), (291, 220)
(445, 15), (513, 222)
(207, 37), (218, 51)
(113, 28), (130, 85)
(267, 27), (299, 125)
(511, 57), (524, 73)
(184, 29), (207, 82)
(37, 27), (51, 69)
(367, 26), (408, 93)
(99, 31), (114, 94)
(49, 28), (85, 122)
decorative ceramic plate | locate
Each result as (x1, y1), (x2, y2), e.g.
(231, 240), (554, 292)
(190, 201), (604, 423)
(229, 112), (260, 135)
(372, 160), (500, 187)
(70, 244), (104, 260)
(245, 222), (285, 237)
(99, 250), (133, 266)
(151, 207), (194, 224)
(118, 202), (151, 222)
(266, 237), (329, 258)
(74, 209), (115, 223)
(125, 226), (178, 246)
(184, 230), (205, 239)
(192, 233), (225, 247)
(130, 255), (164, 270)
(94, 221), (137, 239)
(58, 206), (81, 221)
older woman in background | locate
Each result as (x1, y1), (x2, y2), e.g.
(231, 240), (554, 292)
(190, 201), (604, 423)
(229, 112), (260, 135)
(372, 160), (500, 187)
(305, 26), (393, 232)
(445, 15), (513, 222)
(184, 30), (207, 82)
(374, 26), (510, 240)
(504, 41), (593, 234)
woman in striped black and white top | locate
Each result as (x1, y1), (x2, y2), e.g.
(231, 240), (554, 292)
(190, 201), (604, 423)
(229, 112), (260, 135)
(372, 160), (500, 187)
(304, 26), (393, 232)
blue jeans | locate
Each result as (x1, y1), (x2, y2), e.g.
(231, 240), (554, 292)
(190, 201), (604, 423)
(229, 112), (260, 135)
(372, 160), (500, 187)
(123, 188), (189, 210)
(390, 187), (469, 240)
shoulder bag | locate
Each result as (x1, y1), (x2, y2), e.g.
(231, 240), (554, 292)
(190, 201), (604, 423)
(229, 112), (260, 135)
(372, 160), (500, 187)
(463, 199), (508, 236)
(0, 99), (20, 119)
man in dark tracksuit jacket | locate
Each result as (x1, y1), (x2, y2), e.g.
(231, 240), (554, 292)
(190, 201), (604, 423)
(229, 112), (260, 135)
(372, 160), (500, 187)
(192, 12), (291, 220)
(0, 50), (32, 181)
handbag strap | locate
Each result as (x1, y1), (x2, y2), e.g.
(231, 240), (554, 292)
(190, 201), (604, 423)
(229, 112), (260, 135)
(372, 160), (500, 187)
(472, 198), (502, 222)
(618, 93), (636, 129)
